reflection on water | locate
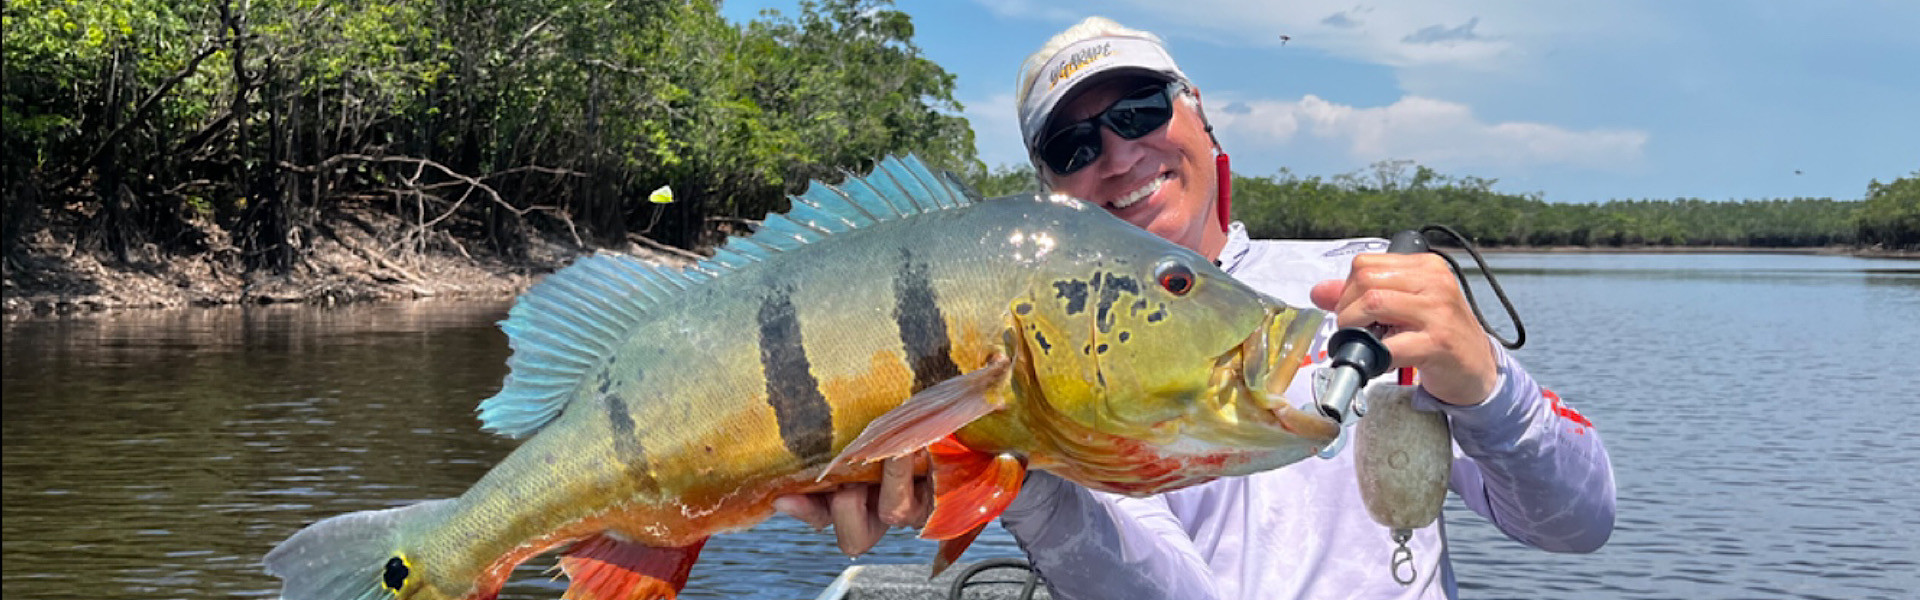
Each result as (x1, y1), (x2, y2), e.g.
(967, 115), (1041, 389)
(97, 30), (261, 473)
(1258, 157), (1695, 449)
(4, 253), (1918, 600)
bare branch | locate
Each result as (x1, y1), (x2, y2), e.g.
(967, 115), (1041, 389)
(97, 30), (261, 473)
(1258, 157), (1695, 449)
(60, 38), (229, 190)
(279, 153), (586, 251)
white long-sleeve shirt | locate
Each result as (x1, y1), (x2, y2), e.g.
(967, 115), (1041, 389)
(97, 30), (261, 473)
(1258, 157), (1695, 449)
(1000, 225), (1617, 599)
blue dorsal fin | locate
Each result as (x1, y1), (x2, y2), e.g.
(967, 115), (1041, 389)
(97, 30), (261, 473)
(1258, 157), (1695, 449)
(478, 155), (976, 439)
(481, 252), (661, 438)
(875, 155), (941, 210)
(795, 182), (881, 227)
(708, 246), (755, 269)
(784, 198), (860, 234)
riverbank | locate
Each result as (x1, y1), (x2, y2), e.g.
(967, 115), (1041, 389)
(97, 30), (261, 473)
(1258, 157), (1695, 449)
(5, 220), (1913, 318)
(1, 206), (692, 317)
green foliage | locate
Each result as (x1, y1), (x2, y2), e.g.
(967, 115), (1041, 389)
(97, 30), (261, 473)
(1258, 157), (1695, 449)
(959, 163), (1039, 198)
(3, 0), (207, 166)
(3, 0), (982, 264)
(1856, 171), (1920, 250)
(1235, 161), (1872, 248)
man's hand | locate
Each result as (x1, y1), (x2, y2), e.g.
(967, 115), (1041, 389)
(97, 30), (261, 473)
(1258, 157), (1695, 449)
(773, 453), (934, 556)
(1310, 252), (1499, 406)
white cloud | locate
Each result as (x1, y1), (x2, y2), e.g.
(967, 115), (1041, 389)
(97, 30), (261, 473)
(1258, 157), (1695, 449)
(1211, 94), (1648, 171)
(972, 0), (1645, 71)
(968, 1), (1653, 173)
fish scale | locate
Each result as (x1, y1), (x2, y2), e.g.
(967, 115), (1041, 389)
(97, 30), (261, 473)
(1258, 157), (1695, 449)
(266, 155), (1338, 600)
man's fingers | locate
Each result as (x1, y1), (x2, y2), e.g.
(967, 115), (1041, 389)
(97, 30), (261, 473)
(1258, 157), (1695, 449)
(878, 456), (924, 527)
(1310, 279), (1345, 311)
(829, 484), (886, 556)
(773, 494), (832, 530)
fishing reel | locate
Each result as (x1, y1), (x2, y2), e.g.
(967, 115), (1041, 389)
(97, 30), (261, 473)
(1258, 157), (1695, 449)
(1308, 225), (1530, 586)
(1313, 225), (1528, 444)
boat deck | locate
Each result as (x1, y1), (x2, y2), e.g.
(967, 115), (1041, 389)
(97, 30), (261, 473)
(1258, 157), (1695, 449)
(811, 559), (1053, 600)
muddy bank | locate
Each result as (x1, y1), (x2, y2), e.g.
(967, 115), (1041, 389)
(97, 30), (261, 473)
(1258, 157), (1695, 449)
(2, 206), (693, 318)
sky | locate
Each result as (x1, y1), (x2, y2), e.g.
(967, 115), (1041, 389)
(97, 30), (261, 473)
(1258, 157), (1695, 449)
(721, 0), (1919, 203)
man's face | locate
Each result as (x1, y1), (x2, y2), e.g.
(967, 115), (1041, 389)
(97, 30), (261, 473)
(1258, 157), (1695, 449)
(1040, 76), (1224, 260)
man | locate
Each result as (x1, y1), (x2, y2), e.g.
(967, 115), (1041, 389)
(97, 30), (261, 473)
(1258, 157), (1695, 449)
(779, 17), (1615, 599)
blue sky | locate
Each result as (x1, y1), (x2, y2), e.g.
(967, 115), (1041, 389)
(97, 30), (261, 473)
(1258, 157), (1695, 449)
(722, 1), (1919, 203)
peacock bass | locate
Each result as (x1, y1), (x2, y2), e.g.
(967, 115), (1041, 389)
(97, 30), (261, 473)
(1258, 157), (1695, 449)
(265, 156), (1341, 600)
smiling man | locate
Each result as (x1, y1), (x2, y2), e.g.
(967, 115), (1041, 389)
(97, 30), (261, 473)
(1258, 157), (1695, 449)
(778, 16), (1616, 600)
(1021, 70), (1228, 262)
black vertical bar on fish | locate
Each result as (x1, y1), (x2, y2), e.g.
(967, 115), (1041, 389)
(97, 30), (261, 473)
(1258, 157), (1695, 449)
(894, 254), (962, 393)
(757, 287), (836, 462)
(601, 392), (659, 488)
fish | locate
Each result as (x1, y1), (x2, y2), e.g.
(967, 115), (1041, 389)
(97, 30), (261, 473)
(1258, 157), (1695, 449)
(264, 155), (1340, 600)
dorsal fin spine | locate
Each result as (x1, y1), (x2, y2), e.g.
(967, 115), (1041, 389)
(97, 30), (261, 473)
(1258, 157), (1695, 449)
(821, 182), (886, 223)
(797, 183), (878, 225)
(877, 157), (935, 210)
(869, 164), (920, 212)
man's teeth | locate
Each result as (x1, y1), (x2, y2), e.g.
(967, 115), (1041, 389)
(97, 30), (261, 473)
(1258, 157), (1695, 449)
(1111, 175), (1167, 209)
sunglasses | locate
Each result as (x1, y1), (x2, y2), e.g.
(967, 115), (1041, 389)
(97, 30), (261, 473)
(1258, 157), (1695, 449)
(1038, 83), (1179, 176)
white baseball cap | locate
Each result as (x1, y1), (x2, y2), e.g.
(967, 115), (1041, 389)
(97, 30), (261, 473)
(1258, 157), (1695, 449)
(1018, 35), (1192, 152)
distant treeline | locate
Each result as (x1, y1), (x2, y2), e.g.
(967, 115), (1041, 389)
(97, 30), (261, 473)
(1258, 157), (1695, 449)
(4, 0), (1916, 277)
(970, 162), (1920, 250)
(3, 0), (978, 269)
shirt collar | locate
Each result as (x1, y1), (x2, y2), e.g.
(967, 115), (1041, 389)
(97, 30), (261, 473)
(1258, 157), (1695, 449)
(1218, 221), (1252, 274)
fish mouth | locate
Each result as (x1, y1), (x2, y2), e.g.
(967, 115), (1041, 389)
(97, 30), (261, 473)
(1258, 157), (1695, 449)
(1227, 304), (1341, 442)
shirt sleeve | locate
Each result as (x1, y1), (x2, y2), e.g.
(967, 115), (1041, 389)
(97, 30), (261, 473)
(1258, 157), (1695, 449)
(998, 471), (1225, 600)
(1421, 346), (1617, 553)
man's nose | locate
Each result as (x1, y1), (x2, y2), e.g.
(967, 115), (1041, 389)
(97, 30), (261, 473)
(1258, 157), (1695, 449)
(1089, 125), (1143, 177)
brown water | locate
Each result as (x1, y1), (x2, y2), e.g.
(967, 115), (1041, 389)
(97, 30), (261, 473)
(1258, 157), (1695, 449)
(4, 253), (1918, 599)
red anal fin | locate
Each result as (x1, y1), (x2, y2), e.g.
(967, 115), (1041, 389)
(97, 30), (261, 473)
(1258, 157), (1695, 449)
(931, 522), (990, 579)
(921, 437), (1026, 542)
(820, 355), (1011, 480)
(558, 534), (708, 600)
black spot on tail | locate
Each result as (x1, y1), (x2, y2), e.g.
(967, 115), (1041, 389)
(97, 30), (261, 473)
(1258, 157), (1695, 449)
(758, 287), (835, 462)
(895, 254), (962, 392)
(383, 557), (408, 591)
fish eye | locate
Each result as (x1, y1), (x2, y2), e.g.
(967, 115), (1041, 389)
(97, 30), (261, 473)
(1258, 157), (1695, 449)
(1155, 260), (1196, 296)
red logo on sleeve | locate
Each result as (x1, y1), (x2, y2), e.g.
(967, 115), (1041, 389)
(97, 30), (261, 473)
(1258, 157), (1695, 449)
(1544, 388), (1594, 432)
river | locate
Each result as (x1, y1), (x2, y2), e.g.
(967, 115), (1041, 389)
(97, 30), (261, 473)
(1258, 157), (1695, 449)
(4, 252), (1917, 600)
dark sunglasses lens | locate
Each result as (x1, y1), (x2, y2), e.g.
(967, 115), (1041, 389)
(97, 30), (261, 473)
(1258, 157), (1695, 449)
(1106, 86), (1173, 139)
(1040, 84), (1173, 175)
(1042, 123), (1101, 175)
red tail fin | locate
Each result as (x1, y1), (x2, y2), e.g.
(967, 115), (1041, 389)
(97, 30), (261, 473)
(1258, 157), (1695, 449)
(558, 534), (708, 600)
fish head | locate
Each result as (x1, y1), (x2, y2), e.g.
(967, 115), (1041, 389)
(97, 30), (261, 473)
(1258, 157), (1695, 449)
(1008, 201), (1339, 489)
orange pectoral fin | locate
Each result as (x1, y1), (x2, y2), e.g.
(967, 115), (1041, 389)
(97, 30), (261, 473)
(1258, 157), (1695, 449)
(919, 436), (1027, 572)
(558, 534), (708, 600)
(820, 354), (1012, 480)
